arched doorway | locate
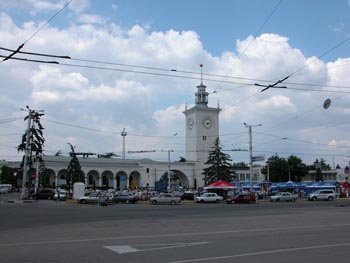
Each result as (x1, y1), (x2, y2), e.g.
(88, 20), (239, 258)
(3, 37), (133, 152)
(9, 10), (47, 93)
(43, 169), (55, 187)
(116, 171), (127, 190)
(57, 169), (68, 188)
(160, 170), (190, 191)
(101, 170), (113, 189)
(129, 171), (141, 190)
(87, 170), (99, 189)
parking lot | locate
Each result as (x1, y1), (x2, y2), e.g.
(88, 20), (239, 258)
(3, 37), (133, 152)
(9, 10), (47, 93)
(1, 194), (350, 263)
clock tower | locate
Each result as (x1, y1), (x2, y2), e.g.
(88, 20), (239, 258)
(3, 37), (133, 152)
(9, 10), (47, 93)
(183, 76), (221, 179)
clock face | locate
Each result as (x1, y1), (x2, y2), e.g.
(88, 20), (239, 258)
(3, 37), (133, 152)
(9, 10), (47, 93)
(203, 118), (212, 129)
(187, 118), (194, 129)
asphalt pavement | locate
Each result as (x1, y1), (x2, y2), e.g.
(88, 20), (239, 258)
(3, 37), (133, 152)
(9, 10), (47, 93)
(1, 194), (350, 263)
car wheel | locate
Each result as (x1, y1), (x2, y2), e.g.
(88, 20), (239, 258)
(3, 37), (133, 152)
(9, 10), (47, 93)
(80, 200), (86, 204)
(312, 196), (317, 201)
(125, 200), (130, 204)
(48, 196), (52, 200)
(216, 199), (220, 203)
(291, 198), (296, 202)
(248, 200), (252, 204)
(276, 198), (280, 202)
(328, 196), (333, 201)
(152, 200), (157, 205)
(171, 200), (176, 205)
(200, 199), (204, 203)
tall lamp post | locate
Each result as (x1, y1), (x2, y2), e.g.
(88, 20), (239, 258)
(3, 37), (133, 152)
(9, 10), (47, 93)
(244, 123), (262, 191)
(121, 128), (127, 159)
(20, 107), (32, 199)
(168, 150), (174, 192)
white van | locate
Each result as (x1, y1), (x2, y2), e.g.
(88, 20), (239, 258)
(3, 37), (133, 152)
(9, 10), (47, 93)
(308, 189), (336, 201)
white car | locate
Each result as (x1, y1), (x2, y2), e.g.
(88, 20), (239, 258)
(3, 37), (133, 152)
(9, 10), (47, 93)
(195, 193), (223, 203)
(53, 190), (67, 201)
(149, 193), (181, 205)
(269, 192), (298, 202)
(78, 192), (99, 204)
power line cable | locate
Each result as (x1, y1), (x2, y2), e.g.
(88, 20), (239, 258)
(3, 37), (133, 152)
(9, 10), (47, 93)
(1, 0), (72, 63)
(288, 38), (350, 78)
(5, 53), (350, 94)
(212, 0), (283, 93)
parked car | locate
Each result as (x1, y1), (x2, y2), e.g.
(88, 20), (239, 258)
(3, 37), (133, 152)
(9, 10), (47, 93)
(307, 189), (336, 201)
(180, 192), (196, 201)
(78, 192), (99, 204)
(113, 193), (139, 204)
(195, 193), (223, 203)
(0, 186), (9, 194)
(150, 193), (181, 205)
(269, 192), (298, 202)
(226, 193), (256, 204)
(33, 189), (55, 200)
(53, 190), (67, 201)
(0, 184), (12, 194)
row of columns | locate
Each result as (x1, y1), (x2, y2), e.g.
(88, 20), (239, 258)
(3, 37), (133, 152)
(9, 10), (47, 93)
(53, 174), (131, 189)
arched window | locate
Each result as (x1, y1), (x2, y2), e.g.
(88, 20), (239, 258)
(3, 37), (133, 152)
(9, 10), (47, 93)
(88, 175), (93, 185)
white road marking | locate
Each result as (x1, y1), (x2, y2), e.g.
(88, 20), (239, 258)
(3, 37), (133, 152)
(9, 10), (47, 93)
(167, 242), (350, 263)
(1, 223), (350, 247)
(104, 246), (139, 254)
(104, 242), (208, 254)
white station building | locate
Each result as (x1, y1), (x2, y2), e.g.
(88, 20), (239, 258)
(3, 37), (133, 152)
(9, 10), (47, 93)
(5, 79), (231, 190)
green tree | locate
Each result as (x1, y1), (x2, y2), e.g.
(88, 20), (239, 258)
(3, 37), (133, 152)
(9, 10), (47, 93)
(287, 155), (307, 182)
(232, 162), (248, 168)
(262, 155), (307, 182)
(17, 108), (45, 189)
(202, 137), (234, 185)
(261, 155), (288, 182)
(66, 143), (85, 191)
(38, 161), (50, 187)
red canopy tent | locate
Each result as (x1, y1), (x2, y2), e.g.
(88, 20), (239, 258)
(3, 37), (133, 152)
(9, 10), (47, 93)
(204, 180), (236, 190)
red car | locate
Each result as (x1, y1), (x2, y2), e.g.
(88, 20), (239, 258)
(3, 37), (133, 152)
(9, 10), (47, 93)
(226, 193), (256, 204)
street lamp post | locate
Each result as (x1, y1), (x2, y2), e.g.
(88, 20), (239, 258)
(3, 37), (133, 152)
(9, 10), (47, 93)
(244, 123), (262, 191)
(121, 128), (127, 159)
(21, 108), (32, 199)
(167, 150), (174, 193)
(288, 165), (291, 181)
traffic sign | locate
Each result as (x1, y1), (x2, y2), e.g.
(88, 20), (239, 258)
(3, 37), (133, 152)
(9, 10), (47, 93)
(252, 155), (265, 162)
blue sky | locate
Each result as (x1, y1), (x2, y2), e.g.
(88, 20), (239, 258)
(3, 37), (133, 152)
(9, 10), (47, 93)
(102, 0), (350, 60)
(1, 0), (350, 167)
(5, 0), (350, 59)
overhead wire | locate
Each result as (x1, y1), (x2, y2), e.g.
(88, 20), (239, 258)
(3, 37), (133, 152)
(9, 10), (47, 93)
(1, 0), (72, 63)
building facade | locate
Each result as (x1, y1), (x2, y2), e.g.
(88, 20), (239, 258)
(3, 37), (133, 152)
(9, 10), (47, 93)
(4, 79), (223, 190)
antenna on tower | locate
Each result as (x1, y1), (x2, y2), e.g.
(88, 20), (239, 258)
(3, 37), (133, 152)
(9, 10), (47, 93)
(200, 64), (203, 85)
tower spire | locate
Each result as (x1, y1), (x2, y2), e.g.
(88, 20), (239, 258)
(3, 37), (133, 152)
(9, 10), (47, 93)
(195, 64), (209, 107)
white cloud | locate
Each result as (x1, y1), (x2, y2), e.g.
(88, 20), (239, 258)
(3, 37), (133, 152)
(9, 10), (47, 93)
(68, 0), (89, 13)
(0, 0), (63, 15)
(111, 4), (118, 10)
(256, 95), (296, 111)
(77, 14), (105, 25)
(1, 11), (350, 164)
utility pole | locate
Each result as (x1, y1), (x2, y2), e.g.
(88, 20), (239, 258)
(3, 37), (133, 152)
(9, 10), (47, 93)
(121, 128), (127, 159)
(244, 123), (261, 191)
(167, 150), (174, 193)
(21, 108), (32, 199)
